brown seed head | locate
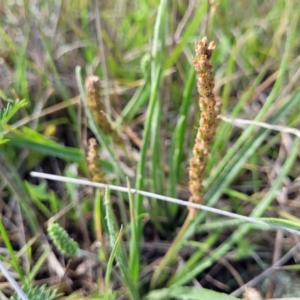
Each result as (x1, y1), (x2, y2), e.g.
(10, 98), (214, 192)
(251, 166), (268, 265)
(188, 37), (221, 215)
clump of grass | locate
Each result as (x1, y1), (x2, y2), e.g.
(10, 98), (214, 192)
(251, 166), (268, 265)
(1, 1), (299, 299)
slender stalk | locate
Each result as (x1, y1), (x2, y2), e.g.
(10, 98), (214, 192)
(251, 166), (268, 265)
(151, 36), (220, 287)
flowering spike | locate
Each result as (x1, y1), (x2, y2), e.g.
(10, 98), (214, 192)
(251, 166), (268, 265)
(189, 37), (221, 217)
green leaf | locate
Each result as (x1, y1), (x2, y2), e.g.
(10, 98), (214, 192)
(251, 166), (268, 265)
(132, 0), (167, 283)
(7, 127), (84, 163)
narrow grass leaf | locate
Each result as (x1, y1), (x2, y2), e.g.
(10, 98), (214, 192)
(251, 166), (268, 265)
(26, 245), (51, 283)
(164, 2), (207, 69)
(0, 219), (24, 281)
(7, 127), (84, 163)
(258, 218), (300, 231)
(209, 68), (267, 172)
(105, 228), (122, 293)
(168, 66), (195, 213)
(104, 187), (139, 299)
(118, 83), (151, 125)
(131, 0), (167, 283)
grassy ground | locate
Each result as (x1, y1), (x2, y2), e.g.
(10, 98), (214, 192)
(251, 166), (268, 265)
(1, 0), (300, 299)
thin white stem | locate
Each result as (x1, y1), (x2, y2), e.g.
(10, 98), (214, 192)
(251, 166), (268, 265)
(0, 260), (29, 300)
(30, 172), (300, 236)
(218, 115), (300, 138)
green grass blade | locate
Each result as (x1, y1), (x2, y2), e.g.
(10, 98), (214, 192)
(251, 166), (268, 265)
(208, 67), (268, 172)
(7, 127), (84, 163)
(131, 0), (167, 283)
(104, 187), (139, 299)
(0, 219), (24, 281)
(257, 218), (300, 231)
(118, 83), (151, 125)
(105, 228), (122, 293)
(26, 245), (51, 283)
(168, 67), (196, 216)
(164, 2), (207, 69)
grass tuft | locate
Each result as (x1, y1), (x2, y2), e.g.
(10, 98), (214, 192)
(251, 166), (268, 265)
(1, 0), (300, 299)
